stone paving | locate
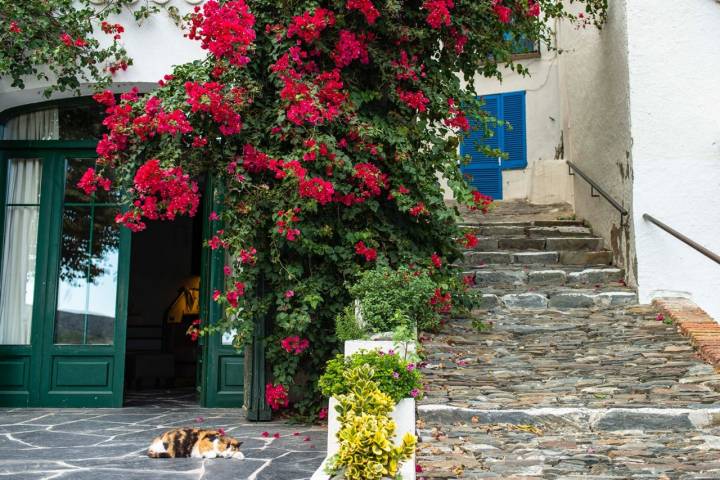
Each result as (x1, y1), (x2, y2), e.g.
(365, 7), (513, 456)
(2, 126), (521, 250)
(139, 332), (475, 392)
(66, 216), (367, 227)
(0, 391), (326, 480)
(417, 202), (720, 479)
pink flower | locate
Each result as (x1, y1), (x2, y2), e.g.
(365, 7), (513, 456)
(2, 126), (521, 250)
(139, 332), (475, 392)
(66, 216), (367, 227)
(492, 0), (512, 23)
(422, 0), (454, 29)
(285, 290), (295, 298)
(281, 336), (310, 355)
(410, 388), (420, 398)
(354, 241), (377, 262)
(209, 211), (219, 221)
(431, 253), (442, 269)
(265, 383), (289, 410)
(318, 407), (328, 420)
(346, 0), (380, 24)
(261, 431), (269, 437)
(188, 0), (256, 67)
(286, 8), (335, 44)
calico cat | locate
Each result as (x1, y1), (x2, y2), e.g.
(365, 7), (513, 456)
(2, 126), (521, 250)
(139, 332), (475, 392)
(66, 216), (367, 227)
(147, 428), (244, 459)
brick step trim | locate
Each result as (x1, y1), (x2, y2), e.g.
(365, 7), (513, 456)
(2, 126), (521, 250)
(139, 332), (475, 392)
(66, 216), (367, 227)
(654, 298), (720, 368)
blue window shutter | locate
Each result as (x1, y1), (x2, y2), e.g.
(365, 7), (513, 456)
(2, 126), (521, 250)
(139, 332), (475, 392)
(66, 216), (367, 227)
(459, 95), (503, 200)
(500, 91), (527, 170)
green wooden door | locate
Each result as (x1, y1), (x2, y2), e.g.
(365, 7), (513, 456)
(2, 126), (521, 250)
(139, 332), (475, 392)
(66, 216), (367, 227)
(0, 147), (54, 406)
(0, 142), (130, 407)
(199, 177), (245, 408)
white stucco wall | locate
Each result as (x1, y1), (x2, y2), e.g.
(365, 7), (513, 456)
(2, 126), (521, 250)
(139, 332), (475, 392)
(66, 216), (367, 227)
(556, 1), (636, 285)
(471, 41), (573, 205)
(626, 0), (720, 319)
(0, 1), (205, 112)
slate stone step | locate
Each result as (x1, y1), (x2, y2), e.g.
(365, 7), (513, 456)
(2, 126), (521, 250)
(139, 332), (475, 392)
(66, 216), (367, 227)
(459, 219), (586, 228)
(463, 249), (613, 266)
(417, 405), (720, 432)
(467, 267), (625, 287)
(461, 225), (596, 238)
(477, 288), (637, 310)
(464, 236), (605, 252)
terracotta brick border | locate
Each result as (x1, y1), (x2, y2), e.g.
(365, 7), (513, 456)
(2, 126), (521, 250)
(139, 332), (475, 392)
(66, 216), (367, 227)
(653, 297), (720, 367)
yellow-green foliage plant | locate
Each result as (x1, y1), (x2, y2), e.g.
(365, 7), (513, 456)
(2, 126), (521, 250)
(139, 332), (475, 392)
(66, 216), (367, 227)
(327, 365), (416, 480)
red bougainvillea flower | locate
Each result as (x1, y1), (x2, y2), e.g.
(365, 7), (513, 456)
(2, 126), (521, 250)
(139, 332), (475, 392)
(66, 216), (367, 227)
(449, 27), (468, 54)
(527, 0), (541, 17)
(281, 336), (310, 355)
(239, 247), (257, 264)
(346, 0), (380, 24)
(431, 252), (442, 268)
(185, 81), (243, 136)
(470, 190), (493, 213)
(422, 0), (454, 29)
(9, 21), (21, 34)
(287, 8), (335, 44)
(276, 208), (302, 241)
(492, 0), (512, 23)
(430, 288), (452, 313)
(225, 281), (246, 307)
(332, 30), (370, 68)
(396, 88), (430, 112)
(101, 21), (124, 40)
(463, 232), (479, 248)
(113, 159), (199, 232)
(354, 241), (377, 261)
(265, 383), (289, 410)
(445, 98), (470, 131)
(188, 0), (256, 67)
(409, 202), (429, 217)
(299, 177), (335, 205)
(353, 162), (388, 198)
(59, 33), (74, 47)
(391, 51), (426, 82)
(77, 168), (112, 195)
(318, 407), (328, 420)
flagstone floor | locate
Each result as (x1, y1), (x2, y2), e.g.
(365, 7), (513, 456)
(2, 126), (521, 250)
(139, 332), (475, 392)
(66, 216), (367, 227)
(0, 391), (326, 480)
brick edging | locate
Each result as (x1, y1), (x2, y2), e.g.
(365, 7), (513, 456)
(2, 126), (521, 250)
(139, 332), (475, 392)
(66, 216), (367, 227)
(653, 298), (720, 368)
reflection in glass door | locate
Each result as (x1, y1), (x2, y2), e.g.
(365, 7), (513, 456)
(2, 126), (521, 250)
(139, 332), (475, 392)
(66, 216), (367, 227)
(55, 158), (120, 345)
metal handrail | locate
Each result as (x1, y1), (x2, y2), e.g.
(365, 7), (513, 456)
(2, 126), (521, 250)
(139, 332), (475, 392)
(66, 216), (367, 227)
(567, 161), (629, 226)
(643, 214), (720, 265)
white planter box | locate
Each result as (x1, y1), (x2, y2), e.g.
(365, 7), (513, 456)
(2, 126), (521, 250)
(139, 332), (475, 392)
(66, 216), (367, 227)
(312, 340), (417, 480)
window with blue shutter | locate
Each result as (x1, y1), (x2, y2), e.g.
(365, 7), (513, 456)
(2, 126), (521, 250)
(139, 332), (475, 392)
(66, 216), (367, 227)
(500, 91), (527, 170)
(459, 91), (527, 200)
(459, 95), (503, 200)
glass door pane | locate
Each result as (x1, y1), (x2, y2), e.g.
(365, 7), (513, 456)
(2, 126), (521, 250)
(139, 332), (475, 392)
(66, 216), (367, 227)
(54, 158), (120, 345)
(0, 158), (42, 345)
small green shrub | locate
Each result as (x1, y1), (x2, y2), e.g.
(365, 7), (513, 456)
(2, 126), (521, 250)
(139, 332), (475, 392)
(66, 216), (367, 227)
(327, 365), (416, 480)
(342, 265), (439, 339)
(319, 349), (422, 403)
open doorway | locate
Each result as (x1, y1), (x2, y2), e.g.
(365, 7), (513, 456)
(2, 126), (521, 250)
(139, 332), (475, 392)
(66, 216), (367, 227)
(124, 208), (204, 407)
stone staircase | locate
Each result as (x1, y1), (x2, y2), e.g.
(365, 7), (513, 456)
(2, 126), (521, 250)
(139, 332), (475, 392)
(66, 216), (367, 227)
(460, 219), (637, 311)
(416, 203), (720, 479)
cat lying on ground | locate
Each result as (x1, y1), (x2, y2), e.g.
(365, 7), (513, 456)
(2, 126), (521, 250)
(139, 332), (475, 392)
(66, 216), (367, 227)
(147, 428), (244, 459)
